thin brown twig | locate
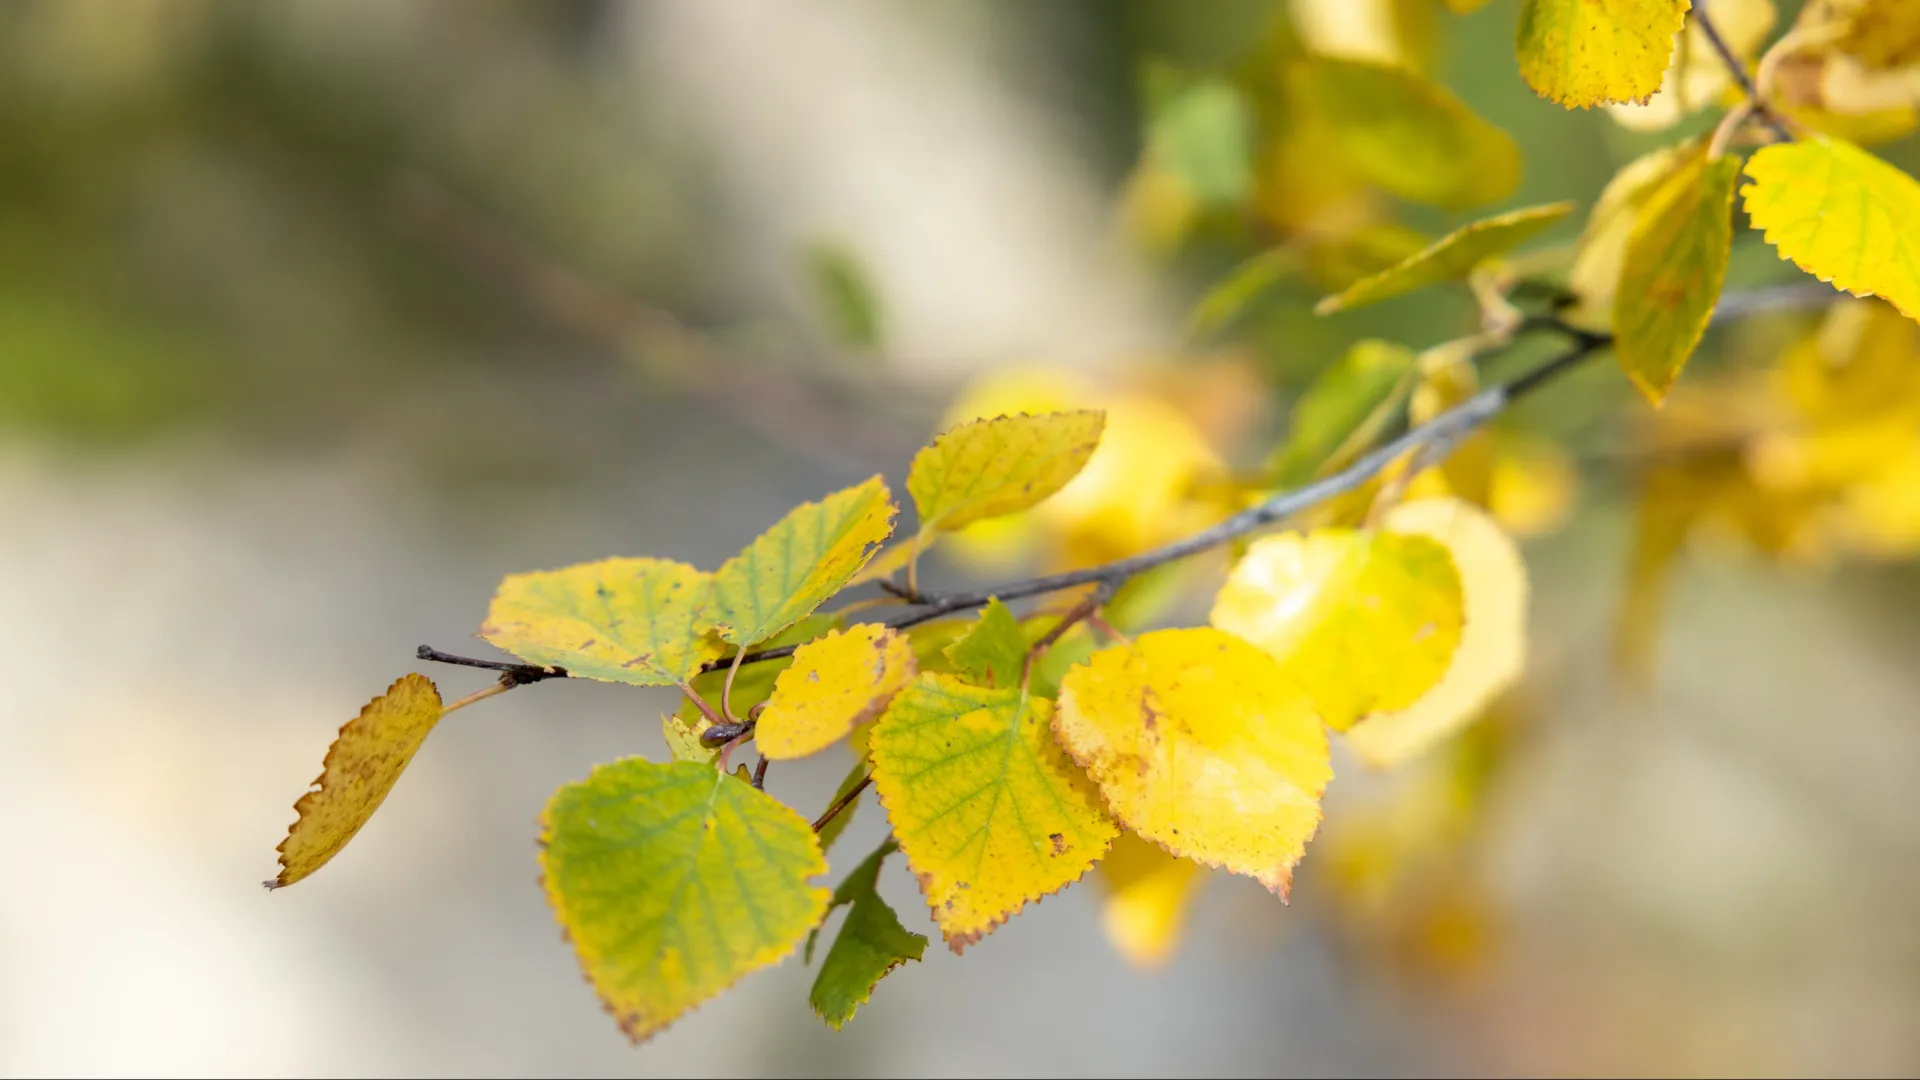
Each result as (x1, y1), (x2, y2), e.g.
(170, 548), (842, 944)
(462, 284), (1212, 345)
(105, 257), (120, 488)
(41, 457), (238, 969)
(811, 772), (872, 833)
(1694, 1), (1795, 142)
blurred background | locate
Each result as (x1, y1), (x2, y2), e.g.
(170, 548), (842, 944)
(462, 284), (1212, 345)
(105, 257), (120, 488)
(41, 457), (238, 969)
(3, 0), (1918, 1075)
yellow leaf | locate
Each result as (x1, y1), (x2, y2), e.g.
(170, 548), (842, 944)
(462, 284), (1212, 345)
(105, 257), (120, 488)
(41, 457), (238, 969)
(1097, 831), (1208, 971)
(1346, 499), (1528, 768)
(1743, 135), (1920, 322)
(868, 675), (1118, 950)
(1315, 202), (1574, 314)
(269, 673), (443, 888)
(1567, 143), (1690, 328)
(1615, 147), (1741, 403)
(756, 625), (916, 761)
(1516, 0), (1690, 108)
(908, 411), (1106, 533)
(1815, 0), (1920, 70)
(540, 759), (828, 1043)
(1210, 529), (1464, 731)
(1487, 432), (1579, 537)
(1607, 0), (1775, 130)
(481, 557), (721, 686)
(712, 476), (896, 647)
(661, 713), (717, 765)
(1053, 628), (1331, 897)
(1293, 56), (1521, 209)
(846, 539), (918, 589)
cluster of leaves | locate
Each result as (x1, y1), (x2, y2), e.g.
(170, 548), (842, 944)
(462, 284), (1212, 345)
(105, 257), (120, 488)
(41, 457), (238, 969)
(267, 0), (1920, 1045)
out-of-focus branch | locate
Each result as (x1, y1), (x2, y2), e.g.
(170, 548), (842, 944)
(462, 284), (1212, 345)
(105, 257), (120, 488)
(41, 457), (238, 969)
(386, 171), (927, 468)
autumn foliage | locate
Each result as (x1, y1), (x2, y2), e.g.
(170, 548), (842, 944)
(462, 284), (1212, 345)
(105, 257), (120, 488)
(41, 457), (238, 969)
(269, 0), (1920, 1044)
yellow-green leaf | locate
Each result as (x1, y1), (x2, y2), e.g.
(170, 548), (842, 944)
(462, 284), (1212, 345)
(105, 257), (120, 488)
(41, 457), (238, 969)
(712, 476), (896, 646)
(1567, 143), (1690, 327)
(1315, 202), (1574, 314)
(757, 624), (916, 760)
(1515, 0), (1690, 108)
(868, 674), (1118, 950)
(1097, 831), (1208, 971)
(907, 411), (1106, 533)
(1743, 135), (1920, 322)
(1347, 499), (1529, 768)
(540, 758), (828, 1043)
(1268, 341), (1419, 485)
(806, 839), (927, 1030)
(1210, 529), (1464, 731)
(269, 673), (443, 888)
(943, 597), (1028, 689)
(481, 557), (721, 686)
(1053, 628), (1332, 897)
(1615, 148), (1741, 403)
(661, 713), (717, 765)
(1293, 56), (1521, 209)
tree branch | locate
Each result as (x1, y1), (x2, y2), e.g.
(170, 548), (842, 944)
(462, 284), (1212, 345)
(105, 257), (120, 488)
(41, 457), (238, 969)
(415, 284), (1841, 683)
(1695, 1), (1795, 142)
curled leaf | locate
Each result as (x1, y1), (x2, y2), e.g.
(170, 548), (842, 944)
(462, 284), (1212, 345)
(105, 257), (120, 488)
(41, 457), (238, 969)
(269, 673), (444, 889)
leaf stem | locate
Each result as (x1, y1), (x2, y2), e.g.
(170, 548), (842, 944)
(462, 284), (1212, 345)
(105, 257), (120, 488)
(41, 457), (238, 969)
(441, 680), (512, 716)
(1020, 581), (1115, 692)
(811, 772), (872, 832)
(720, 646), (748, 723)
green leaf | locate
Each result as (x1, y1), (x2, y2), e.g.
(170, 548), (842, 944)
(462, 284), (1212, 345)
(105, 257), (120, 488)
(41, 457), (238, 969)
(943, 597), (1028, 689)
(1742, 135), (1920, 323)
(1143, 65), (1255, 208)
(869, 675), (1118, 950)
(816, 758), (870, 855)
(1293, 56), (1520, 209)
(908, 411), (1106, 533)
(806, 839), (928, 1030)
(540, 759), (828, 1043)
(481, 557), (721, 686)
(1515, 0), (1688, 108)
(1616, 148), (1740, 403)
(1267, 340), (1418, 487)
(1188, 246), (1298, 339)
(805, 241), (886, 352)
(712, 476), (897, 647)
(1314, 202), (1575, 314)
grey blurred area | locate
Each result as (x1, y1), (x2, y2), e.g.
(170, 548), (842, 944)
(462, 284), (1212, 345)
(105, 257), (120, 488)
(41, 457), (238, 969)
(2, 1), (1918, 1076)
